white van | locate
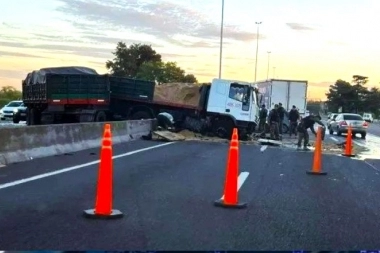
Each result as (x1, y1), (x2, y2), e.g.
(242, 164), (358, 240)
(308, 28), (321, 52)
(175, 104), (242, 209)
(363, 113), (373, 123)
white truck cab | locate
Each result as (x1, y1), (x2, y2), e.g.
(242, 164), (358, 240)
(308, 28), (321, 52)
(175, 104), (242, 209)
(206, 78), (259, 137)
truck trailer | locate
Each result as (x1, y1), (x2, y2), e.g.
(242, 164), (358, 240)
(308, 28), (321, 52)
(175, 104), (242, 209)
(256, 79), (308, 134)
(256, 79), (308, 114)
(22, 66), (260, 139)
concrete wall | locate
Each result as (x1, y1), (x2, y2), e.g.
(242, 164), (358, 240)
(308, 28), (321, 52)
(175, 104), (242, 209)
(0, 119), (155, 165)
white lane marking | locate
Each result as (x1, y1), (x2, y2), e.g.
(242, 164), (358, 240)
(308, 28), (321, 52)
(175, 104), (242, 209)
(364, 161), (380, 172)
(221, 171), (249, 200)
(0, 142), (175, 190)
(353, 140), (366, 147)
(260, 145), (268, 152)
(330, 137), (339, 142)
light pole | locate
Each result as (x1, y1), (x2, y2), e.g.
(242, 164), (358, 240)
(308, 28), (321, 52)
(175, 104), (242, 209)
(218, 0), (225, 79)
(254, 21), (262, 82)
(266, 51), (271, 80)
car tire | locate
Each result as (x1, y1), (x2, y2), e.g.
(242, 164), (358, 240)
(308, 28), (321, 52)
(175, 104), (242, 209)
(337, 130), (342, 136)
(13, 116), (20, 124)
(361, 133), (366, 139)
(329, 127), (333, 135)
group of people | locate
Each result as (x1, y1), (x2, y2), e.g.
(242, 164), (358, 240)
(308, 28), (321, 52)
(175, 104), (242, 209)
(258, 103), (325, 150)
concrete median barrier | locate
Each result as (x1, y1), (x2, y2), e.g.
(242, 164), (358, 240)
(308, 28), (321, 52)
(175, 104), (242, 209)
(0, 119), (156, 165)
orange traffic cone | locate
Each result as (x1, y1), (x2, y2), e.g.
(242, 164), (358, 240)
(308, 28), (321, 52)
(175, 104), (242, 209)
(306, 126), (327, 175)
(342, 125), (356, 157)
(214, 128), (247, 209)
(83, 123), (123, 219)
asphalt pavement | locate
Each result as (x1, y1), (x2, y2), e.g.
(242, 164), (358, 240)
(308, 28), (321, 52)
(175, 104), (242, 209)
(367, 121), (380, 137)
(1, 139), (380, 250)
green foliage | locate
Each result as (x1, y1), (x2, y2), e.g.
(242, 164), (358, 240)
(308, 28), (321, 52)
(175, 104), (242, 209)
(106, 42), (162, 78)
(106, 42), (197, 84)
(0, 86), (22, 107)
(325, 76), (380, 118)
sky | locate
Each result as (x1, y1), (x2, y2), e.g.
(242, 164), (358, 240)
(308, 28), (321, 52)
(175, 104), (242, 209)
(1, 0), (379, 100)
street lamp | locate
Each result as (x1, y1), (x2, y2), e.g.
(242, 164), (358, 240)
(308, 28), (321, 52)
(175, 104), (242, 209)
(218, 0), (225, 79)
(254, 21), (262, 82)
(266, 51), (271, 80)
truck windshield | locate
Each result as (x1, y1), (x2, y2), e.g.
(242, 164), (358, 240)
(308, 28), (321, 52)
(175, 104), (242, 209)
(7, 102), (23, 107)
(228, 83), (250, 111)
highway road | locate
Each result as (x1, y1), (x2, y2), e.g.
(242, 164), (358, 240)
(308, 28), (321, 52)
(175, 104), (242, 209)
(1, 139), (380, 250)
(367, 121), (380, 137)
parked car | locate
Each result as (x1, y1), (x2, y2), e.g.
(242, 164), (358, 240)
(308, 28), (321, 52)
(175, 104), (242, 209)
(329, 113), (368, 139)
(12, 103), (27, 123)
(0, 100), (24, 121)
(327, 113), (338, 128)
(363, 113), (374, 123)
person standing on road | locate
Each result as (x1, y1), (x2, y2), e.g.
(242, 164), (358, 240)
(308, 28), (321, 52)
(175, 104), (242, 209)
(288, 105), (300, 137)
(258, 104), (268, 132)
(277, 103), (287, 135)
(296, 114), (325, 150)
(268, 104), (280, 140)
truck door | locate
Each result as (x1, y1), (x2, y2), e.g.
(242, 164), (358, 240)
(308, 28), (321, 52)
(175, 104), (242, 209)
(250, 87), (259, 123)
(226, 83), (251, 122)
(270, 81), (289, 110)
(288, 81), (307, 114)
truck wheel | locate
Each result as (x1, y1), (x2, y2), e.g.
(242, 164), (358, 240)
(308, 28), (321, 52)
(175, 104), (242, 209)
(26, 108), (31, 125)
(94, 111), (107, 122)
(214, 118), (234, 139)
(29, 108), (36, 125)
(131, 111), (152, 120)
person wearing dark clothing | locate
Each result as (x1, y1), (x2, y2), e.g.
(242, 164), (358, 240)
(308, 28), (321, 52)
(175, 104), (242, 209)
(297, 114), (325, 150)
(258, 104), (268, 132)
(268, 104), (280, 140)
(288, 105), (300, 137)
(277, 102), (287, 135)
(157, 112), (175, 130)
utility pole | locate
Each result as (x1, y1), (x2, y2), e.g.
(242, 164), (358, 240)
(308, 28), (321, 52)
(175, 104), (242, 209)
(254, 21), (262, 82)
(266, 51), (271, 80)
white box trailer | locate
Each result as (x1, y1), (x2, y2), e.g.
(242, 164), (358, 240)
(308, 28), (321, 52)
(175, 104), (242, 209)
(256, 79), (308, 115)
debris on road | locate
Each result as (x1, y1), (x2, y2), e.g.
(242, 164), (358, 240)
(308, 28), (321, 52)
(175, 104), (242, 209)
(153, 130), (186, 142)
(257, 138), (282, 146)
(151, 128), (370, 156)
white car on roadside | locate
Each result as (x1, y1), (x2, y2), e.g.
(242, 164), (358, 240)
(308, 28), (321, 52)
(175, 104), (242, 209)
(0, 100), (24, 121)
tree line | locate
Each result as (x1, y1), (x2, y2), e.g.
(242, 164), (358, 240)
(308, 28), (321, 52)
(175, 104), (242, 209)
(0, 86), (22, 107)
(326, 75), (380, 117)
(106, 42), (198, 84)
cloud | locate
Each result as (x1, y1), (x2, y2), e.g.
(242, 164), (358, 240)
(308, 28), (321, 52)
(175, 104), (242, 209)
(0, 50), (47, 59)
(1, 21), (155, 57)
(56, 0), (261, 46)
(0, 40), (114, 58)
(286, 23), (315, 31)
